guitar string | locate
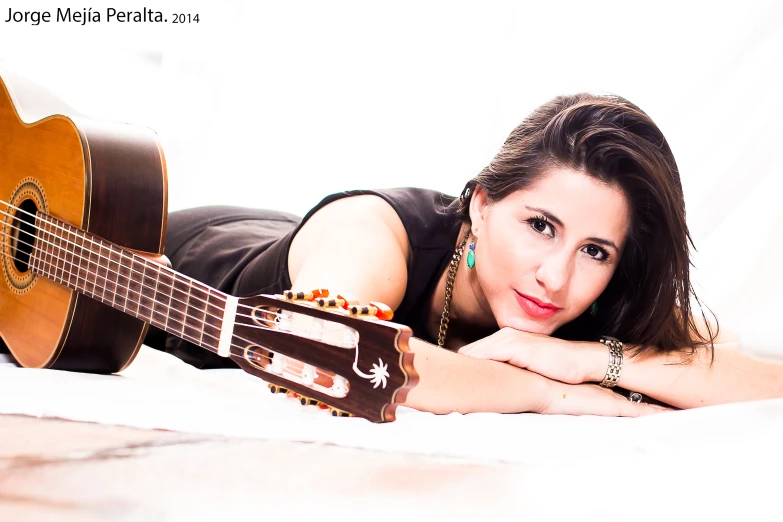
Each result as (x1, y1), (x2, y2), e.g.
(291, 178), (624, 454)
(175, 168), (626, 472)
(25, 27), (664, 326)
(0, 198), (299, 317)
(0, 200), (371, 332)
(0, 244), (355, 384)
(0, 231), (358, 359)
(0, 241), (239, 349)
(0, 238), (360, 402)
(0, 243), (347, 394)
(0, 203), (333, 327)
(0, 226), (361, 363)
(0, 201), (364, 347)
(0, 210), (379, 401)
(0, 201), (229, 309)
(0, 220), (278, 330)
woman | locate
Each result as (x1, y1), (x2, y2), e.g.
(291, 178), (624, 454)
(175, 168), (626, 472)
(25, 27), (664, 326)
(145, 93), (783, 416)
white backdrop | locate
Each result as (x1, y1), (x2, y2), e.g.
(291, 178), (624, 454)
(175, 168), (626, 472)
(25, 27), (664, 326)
(1, 0), (781, 353)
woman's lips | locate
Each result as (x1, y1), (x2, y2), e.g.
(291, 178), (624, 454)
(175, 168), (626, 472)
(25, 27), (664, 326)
(515, 292), (560, 319)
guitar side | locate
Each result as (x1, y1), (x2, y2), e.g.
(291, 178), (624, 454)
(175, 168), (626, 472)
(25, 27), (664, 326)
(0, 72), (167, 372)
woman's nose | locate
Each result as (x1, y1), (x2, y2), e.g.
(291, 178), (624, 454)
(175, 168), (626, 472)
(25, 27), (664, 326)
(534, 251), (572, 293)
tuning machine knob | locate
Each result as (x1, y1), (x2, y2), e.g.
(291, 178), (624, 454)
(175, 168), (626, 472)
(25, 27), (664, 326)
(268, 383), (288, 394)
(315, 293), (359, 311)
(328, 406), (353, 417)
(283, 288), (328, 302)
(297, 395), (319, 406)
(348, 301), (394, 321)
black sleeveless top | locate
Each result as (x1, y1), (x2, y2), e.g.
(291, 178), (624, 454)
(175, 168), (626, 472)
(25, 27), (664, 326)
(234, 187), (464, 342)
(148, 187), (464, 368)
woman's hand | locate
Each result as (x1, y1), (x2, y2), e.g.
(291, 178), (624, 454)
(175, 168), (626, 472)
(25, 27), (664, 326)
(457, 328), (675, 414)
(458, 327), (606, 384)
(539, 380), (671, 416)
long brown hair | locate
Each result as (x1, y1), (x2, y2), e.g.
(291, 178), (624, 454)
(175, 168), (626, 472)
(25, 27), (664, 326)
(457, 93), (718, 360)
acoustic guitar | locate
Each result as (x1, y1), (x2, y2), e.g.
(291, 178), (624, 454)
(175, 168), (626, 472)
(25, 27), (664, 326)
(0, 71), (417, 422)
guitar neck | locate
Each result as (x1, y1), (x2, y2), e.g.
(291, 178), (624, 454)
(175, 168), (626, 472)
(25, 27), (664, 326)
(30, 212), (232, 357)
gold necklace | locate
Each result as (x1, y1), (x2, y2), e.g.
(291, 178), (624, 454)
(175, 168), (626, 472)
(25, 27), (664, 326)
(438, 230), (471, 347)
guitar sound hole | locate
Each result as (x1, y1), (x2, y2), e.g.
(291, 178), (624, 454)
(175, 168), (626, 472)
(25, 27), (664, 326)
(10, 199), (38, 273)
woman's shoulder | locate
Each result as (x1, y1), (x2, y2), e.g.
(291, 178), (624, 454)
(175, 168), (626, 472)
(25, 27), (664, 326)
(286, 191), (415, 308)
(311, 187), (460, 248)
(302, 191), (411, 252)
(287, 187), (459, 295)
(304, 187), (455, 215)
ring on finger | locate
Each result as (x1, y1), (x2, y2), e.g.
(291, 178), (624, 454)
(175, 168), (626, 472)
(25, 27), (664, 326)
(628, 391), (643, 403)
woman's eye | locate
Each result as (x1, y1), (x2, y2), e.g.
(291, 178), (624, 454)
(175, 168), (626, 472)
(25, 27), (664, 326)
(528, 217), (554, 237)
(583, 245), (610, 262)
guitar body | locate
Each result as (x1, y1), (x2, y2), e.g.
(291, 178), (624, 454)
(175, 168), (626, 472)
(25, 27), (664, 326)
(0, 72), (168, 372)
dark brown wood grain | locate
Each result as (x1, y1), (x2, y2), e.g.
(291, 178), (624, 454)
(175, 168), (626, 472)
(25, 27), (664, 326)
(48, 115), (167, 373)
(0, 72), (167, 373)
(230, 294), (418, 423)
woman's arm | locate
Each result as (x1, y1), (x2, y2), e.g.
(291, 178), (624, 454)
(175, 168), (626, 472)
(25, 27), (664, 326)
(577, 315), (783, 408)
(287, 195), (663, 416)
(405, 336), (667, 415)
(458, 322), (783, 410)
(404, 337), (548, 414)
(582, 339), (783, 409)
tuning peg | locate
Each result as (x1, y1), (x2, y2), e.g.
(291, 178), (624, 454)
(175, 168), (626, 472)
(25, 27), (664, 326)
(298, 395), (319, 406)
(269, 385), (352, 417)
(327, 406), (354, 417)
(315, 297), (346, 309)
(268, 383), (288, 394)
(348, 301), (394, 321)
(283, 288), (329, 301)
(315, 293), (359, 311)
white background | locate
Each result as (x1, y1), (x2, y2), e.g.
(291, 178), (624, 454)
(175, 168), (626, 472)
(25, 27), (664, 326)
(1, 0), (781, 353)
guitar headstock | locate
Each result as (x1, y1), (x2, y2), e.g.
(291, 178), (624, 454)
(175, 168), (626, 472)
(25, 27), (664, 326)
(229, 290), (417, 423)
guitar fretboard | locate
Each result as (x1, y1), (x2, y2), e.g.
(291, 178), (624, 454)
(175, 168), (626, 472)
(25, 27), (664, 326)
(30, 213), (226, 355)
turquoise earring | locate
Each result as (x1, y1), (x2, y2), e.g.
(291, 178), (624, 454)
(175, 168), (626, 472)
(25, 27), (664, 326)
(466, 241), (476, 269)
(590, 301), (598, 317)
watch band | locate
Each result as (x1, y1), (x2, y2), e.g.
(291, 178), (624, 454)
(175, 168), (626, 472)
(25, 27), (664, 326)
(598, 336), (623, 388)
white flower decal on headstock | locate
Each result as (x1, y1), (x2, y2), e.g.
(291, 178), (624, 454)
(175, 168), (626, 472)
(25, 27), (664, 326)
(369, 359), (389, 389)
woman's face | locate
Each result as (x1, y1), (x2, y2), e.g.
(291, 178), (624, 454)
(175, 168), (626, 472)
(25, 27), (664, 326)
(469, 167), (631, 335)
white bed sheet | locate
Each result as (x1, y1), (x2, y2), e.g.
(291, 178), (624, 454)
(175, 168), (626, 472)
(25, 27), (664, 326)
(2, 346), (782, 468)
(4, 346), (783, 520)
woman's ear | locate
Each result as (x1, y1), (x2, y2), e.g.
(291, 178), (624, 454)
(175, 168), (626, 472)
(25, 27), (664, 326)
(468, 184), (489, 235)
